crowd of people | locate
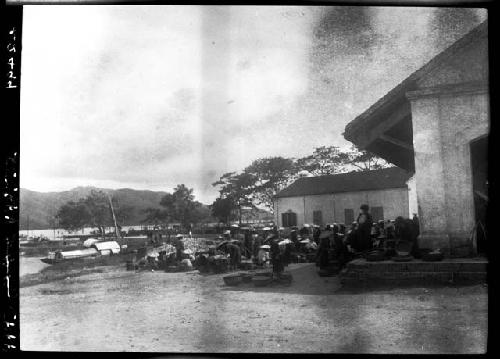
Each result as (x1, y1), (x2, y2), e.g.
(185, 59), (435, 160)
(142, 205), (421, 274)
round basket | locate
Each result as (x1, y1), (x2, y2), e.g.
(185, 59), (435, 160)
(253, 271), (272, 278)
(223, 274), (242, 286)
(239, 273), (253, 283)
(252, 276), (272, 287)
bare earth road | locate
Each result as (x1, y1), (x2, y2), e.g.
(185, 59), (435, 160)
(20, 263), (487, 353)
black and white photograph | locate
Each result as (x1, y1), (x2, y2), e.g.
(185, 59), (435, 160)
(9, 2), (490, 353)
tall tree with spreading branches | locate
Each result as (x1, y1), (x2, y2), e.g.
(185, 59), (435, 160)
(344, 145), (391, 171)
(296, 145), (349, 176)
(243, 156), (297, 212)
(212, 172), (257, 224)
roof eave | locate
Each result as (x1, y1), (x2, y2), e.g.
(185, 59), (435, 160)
(344, 20), (488, 144)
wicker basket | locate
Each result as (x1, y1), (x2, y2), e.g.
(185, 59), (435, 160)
(252, 276), (272, 287)
(253, 271), (272, 277)
(239, 273), (253, 283)
(223, 274), (242, 286)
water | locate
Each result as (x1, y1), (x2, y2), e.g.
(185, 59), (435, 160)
(19, 256), (50, 276)
(19, 225), (146, 241)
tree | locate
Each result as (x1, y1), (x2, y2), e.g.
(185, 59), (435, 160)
(83, 190), (114, 239)
(142, 208), (168, 228)
(296, 146), (349, 176)
(344, 145), (391, 171)
(159, 184), (200, 230)
(243, 156), (297, 212)
(211, 197), (235, 225)
(112, 200), (135, 232)
(56, 199), (89, 232)
(56, 189), (123, 239)
(212, 172), (257, 224)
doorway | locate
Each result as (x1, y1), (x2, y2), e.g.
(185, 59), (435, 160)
(470, 135), (488, 255)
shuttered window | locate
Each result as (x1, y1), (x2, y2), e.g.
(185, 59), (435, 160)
(313, 210), (323, 226)
(344, 209), (354, 224)
(371, 206), (384, 222)
(282, 212), (297, 227)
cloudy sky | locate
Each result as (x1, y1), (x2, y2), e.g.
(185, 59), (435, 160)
(20, 5), (487, 204)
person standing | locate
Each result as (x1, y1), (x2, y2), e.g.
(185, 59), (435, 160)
(269, 236), (284, 278)
(174, 234), (184, 262)
(253, 233), (262, 258)
(412, 213), (420, 237)
(313, 226), (321, 245)
(244, 229), (252, 259)
(356, 204), (373, 253)
(317, 232), (331, 269)
(226, 242), (241, 271)
(290, 228), (299, 250)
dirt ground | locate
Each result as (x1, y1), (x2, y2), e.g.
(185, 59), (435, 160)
(19, 263), (488, 353)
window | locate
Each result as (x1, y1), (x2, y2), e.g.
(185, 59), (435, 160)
(371, 206), (384, 222)
(313, 210), (323, 226)
(344, 209), (354, 224)
(282, 212), (297, 227)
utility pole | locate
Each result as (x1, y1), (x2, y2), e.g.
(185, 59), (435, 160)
(107, 193), (121, 239)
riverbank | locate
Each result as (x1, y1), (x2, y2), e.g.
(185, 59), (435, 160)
(20, 253), (134, 288)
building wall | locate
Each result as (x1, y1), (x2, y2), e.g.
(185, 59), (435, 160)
(407, 174), (419, 218)
(408, 34), (489, 253)
(275, 187), (409, 227)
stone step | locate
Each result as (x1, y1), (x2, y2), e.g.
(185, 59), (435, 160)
(340, 258), (487, 285)
(345, 258), (487, 273)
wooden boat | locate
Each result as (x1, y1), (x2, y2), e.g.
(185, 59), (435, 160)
(40, 248), (99, 264)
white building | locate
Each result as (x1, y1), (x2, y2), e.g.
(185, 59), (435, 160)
(274, 167), (414, 228)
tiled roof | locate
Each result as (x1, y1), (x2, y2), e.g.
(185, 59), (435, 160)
(275, 167), (411, 198)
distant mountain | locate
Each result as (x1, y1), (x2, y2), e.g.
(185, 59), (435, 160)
(19, 187), (274, 230)
(20, 187), (168, 230)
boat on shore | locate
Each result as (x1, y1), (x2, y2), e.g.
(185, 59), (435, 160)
(40, 248), (100, 264)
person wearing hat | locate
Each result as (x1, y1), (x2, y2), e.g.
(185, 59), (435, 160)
(243, 229), (252, 259)
(174, 234), (184, 262)
(356, 204), (373, 253)
(269, 235), (284, 278)
(290, 228), (299, 250)
(316, 230), (331, 269)
(257, 244), (269, 266)
(312, 225), (321, 245)
(226, 241), (241, 271)
(253, 233), (262, 260)
(299, 225), (310, 239)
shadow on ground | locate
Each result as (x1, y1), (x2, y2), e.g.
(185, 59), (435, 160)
(221, 263), (342, 296)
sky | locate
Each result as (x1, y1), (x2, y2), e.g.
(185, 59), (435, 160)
(20, 5), (487, 204)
